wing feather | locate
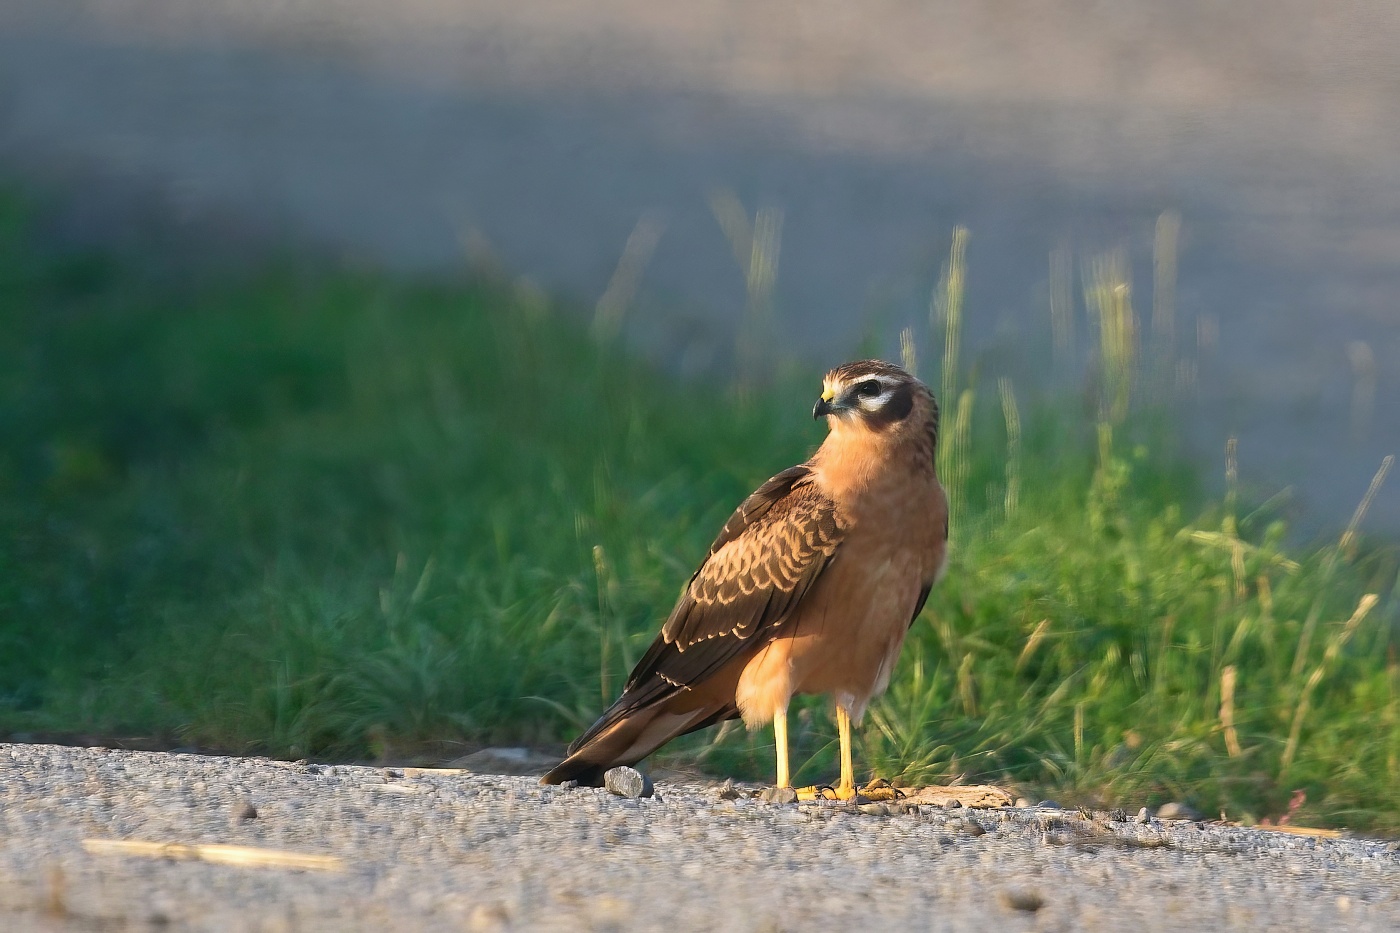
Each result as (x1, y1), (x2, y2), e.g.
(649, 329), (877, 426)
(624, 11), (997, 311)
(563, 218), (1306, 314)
(565, 465), (846, 754)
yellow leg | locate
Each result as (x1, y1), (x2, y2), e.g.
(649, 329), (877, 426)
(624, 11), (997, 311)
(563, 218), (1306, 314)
(774, 707), (790, 788)
(790, 706), (904, 803)
(795, 706), (859, 801)
(834, 706), (856, 799)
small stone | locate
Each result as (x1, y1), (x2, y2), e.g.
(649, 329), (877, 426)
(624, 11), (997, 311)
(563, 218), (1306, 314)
(1136, 807), (1152, 824)
(858, 802), (892, 816)
(999, 887), (1045, 913)
(1014, 797), (1034, 808)
(231, 799), (258, 822)
(602, 767), (653, 799)
(954, 818), (986, 836)
(717, 779), (742, 800)
(943, 799), (963, 809)
(1155, 802), (1201, 821)
(559, 780), (578, 790)
(760, 786), (798, 805)
(1035, 800), (1063, 809)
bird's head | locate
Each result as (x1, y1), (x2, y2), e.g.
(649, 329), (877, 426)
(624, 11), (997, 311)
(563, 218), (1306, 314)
(813, 360), (936, 437)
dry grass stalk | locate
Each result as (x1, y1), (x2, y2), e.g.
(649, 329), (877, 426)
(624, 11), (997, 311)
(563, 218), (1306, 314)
(1016, 619), (1051, 672)
(1292, 456), (1393, 676)
(1220, 665), (1242, 757)
(999, 377), (1021, 520)
(593, 213), (665, 344)
(1282, 593), (1381, 771)
(899, 326), (918, 377)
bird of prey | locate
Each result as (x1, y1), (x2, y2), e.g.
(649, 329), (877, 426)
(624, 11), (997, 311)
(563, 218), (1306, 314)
(541, 360), (948, 798)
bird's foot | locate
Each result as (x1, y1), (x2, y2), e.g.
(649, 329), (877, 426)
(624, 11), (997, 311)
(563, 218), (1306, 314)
(855, 777), (905, 802)
(794, 778), (904, 803)
(795, 783), (851, 802)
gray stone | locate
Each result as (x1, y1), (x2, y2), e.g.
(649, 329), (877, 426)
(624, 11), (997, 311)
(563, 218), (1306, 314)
(999, 887), (1046, 912)
(954, 818), (986, 836)
(759, 786), (798, 805)
(1156, 802), (1202, 821)
(231, 799), (258, 822)
(1137, 807), (1153, 824)
(602, 767), (653, 799)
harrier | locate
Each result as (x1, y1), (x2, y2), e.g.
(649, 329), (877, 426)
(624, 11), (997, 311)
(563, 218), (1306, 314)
(541, 360), (948, 798)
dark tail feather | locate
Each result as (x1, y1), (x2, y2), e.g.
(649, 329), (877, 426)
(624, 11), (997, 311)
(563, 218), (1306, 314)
(540, 699), (738, 786)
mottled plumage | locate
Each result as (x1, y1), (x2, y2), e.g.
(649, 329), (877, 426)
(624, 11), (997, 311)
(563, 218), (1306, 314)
(542, 360), (947, 793)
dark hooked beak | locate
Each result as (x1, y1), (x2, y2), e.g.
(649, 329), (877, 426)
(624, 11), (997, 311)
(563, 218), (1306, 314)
(813, 395), (836, 420)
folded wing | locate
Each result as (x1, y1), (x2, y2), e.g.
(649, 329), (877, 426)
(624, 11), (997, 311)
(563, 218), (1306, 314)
(549, 465), (848, 774)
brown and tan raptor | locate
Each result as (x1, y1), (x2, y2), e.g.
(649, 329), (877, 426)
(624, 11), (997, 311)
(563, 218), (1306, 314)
(541, 360), (948, 799)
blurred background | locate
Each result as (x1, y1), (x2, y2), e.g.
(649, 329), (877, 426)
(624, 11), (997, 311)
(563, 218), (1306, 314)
(3, 1), (1399, 828)
(4, 0), (1397, 531)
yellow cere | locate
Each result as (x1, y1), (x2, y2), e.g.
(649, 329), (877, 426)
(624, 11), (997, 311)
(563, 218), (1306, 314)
(821, 386), (836, 402)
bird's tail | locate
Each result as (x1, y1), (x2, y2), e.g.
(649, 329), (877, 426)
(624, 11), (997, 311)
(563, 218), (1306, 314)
(540, 697), (737, 786)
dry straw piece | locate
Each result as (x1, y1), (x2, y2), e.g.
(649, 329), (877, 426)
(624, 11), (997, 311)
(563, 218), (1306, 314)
(82, 839), (344, 872)
(901, 784), (1015, 809)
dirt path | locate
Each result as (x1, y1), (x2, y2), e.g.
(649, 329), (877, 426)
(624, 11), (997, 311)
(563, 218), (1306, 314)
(2, 744), (1397, 931)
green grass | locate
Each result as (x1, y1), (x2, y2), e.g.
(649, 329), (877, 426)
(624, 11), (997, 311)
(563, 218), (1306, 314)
(2, 191), (1398, 832)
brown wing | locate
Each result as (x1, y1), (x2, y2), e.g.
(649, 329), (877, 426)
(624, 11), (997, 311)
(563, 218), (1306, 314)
(564, 465), (847, 754)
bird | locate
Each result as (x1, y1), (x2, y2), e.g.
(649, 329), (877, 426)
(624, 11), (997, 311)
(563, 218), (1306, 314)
(540, 360), (948, 798)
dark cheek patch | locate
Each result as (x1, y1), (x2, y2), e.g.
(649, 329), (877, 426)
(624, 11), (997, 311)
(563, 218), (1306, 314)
(866, 384), (914, 429)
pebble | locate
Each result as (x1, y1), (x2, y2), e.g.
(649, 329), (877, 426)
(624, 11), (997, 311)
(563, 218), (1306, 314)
(230, 799), (258, 822)
(759, 786), (798, 805)
(1036, 800), (1063, 809)
(602, 767), (653, 799)
(999, 887), (1046, 912)
(1156, 802), (1202, 821)
(953, 818), (986, 836)
(1137, 807), (1153, 824)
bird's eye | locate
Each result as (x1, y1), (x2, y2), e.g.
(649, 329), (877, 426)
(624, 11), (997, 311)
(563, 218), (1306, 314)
(856, 380), (882, 397)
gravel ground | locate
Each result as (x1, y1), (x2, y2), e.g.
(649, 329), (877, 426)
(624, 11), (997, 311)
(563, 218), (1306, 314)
(2, 744), (1397, 931)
